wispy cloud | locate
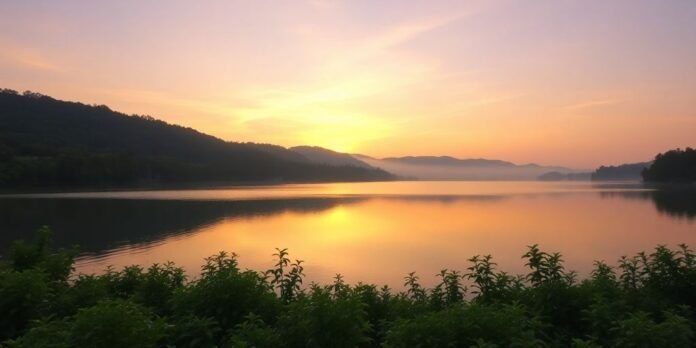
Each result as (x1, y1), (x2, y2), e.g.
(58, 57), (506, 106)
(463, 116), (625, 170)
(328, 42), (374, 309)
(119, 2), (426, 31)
(365, 13), (467, 52)
(232, 13), (470, 126)
(431, 92), (528, 119)
(328, 11), (470, 72)
(465, 93), (527, 107)
(562, 98), (626, 111)
(0, 41), (63, 73)
(306, 0), (339, 9)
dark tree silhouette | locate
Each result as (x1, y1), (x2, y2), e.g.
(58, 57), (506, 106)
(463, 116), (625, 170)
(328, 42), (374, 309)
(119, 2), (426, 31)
(0, 89), (394, 189)
(642, 148), (696, 183)
(591, 162), (651, 181)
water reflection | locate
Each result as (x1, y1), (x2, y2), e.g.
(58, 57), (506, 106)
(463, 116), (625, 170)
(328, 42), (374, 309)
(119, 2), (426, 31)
(599, 188), (696, 220)
(0, 198), (366, 254)
(0, 182), (694, 289)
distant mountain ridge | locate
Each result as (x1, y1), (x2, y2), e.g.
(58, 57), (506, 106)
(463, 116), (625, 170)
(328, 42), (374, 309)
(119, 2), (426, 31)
(591, 162), (652, 181)
(353, 154), (584, 180)
(380, 156), (515, 168)
(0, 88), (610, 186)
(538, 171), (592, 181)
(290, 146), (374, 169)
(0, 89), (394, 188)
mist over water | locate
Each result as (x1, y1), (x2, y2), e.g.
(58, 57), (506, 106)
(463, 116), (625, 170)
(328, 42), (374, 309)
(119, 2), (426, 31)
(1, 181), (694, 289)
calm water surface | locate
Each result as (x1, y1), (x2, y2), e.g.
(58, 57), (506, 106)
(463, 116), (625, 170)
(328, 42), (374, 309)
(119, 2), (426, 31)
(1, 181), (695, 288)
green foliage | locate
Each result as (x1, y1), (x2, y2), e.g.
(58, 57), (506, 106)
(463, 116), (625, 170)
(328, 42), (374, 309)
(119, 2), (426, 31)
(523, 244), (574, 285)
(403, 272), (427, 303)
(225, 313), (281, 348)
(6, 319), (71, 348)
(8, 300), (165, 348)
(165, 315), (221, 348)
(435, 269), (465, 305)
(4, 228), (696, 347)
(610, 311), (694, 348)
(133, 262), (186, 314)
(0, 226), (73, 340)
(68, 299), (166, 348)
(0, 269), (50, 340)
(465, 254), (522, 303)
(278, 285), (371, 348)
(172, 251), (280, 333)
(383, 303), (544, 347)
(6, 226), (75, 282)
(267, 248), (305, 303)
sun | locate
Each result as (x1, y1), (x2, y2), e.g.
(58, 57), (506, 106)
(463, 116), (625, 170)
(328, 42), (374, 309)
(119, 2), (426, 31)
(296, 124), (372, 154)
(292, 112), (392, 154)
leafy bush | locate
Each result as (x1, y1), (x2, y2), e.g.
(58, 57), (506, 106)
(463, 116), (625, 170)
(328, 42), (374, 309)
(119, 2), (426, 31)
(611, 311), (694, 348)
(172, 252), (280, 333)
(8, 300), (164, 348)
(278, 286), (371, 348)
(68, 300), (165, 348)
(0, 269), (50, 340)
(224, 313), (281, 348)
(3, 228), (696, 347)
(384, 302), (544, 347)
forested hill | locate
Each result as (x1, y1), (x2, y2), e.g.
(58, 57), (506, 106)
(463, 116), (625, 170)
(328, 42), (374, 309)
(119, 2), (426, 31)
(590, 162), (651, 181)
(0, 89), (394, 189)
(642, 148), (696, 183)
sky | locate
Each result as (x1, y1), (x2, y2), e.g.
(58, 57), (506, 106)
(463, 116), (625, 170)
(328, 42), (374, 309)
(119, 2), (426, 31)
(1, 0), (695, 169)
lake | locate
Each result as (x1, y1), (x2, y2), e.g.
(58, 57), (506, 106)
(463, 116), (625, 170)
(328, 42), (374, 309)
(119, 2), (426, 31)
(1, 181), (695, 289)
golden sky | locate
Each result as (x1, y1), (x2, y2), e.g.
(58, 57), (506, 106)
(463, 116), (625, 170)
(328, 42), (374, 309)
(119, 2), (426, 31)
(1, 0), (695, 168)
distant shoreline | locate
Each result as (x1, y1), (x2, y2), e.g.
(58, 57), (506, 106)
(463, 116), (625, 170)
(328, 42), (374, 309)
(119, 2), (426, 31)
(3, 179), (696, 196)
(0, 178), (401, 195)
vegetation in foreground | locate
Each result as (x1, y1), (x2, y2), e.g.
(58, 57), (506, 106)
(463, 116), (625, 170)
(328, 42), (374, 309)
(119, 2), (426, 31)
(2, 228), (696, 347)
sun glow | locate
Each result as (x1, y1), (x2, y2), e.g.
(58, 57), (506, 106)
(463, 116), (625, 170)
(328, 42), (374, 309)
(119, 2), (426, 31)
(1, 1), (695, 167)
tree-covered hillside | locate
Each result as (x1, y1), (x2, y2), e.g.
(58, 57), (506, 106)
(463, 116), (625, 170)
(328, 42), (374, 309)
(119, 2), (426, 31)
(590, 162), (651, 181)
(0, 89), (394, 189)
(642, 148), (696, 183)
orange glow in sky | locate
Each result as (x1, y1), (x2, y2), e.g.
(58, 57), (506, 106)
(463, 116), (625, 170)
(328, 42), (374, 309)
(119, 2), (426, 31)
(1, 0), (695, 168)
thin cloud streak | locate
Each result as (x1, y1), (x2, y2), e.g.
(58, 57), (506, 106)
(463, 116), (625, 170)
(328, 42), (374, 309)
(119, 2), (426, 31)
(0, 41), (64, 73)
(325, 11), (472, 73)
(466, 93), (528, 107)
(562, 98), (626, 111)
(232, 12), (469, 127)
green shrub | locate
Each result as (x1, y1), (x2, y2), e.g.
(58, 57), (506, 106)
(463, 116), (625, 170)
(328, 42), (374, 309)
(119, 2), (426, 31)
(133, 262), (186, 314)
(68, 299), (165, 348)
(6, 319), (71, 348)
(12, 300), (165, 348)
(173, 252), (280, 332)
(224, 313), (281, 348)
(3, 229), (696, 347)
(0, 269), (50, 340)
(383, 302), (544, 347)
(278, 286), (371, 348)
(611, 311), (694, 348)
(6, 226), (75, 283)
(165, 315), (221, 348)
